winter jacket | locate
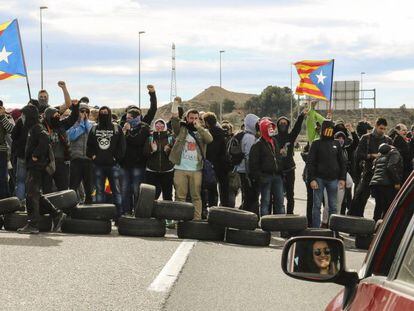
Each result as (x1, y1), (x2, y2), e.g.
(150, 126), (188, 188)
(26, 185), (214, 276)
(307, 121), (346, 182)
(236, 113), (259, 173)
(0, 114), (14, 153)
(43, 104), (79, 161)
(121, 122), (151, 168)
(119, 91), (157, 127)
(67, 119), (93, 159)
(206, 124), (228, 175)
(275, 113), (304, 172)
(86, 106), (126, 166)
(169, 116), (213, 166)
(392, 134), (412, 179)
(370, 145), (403, 186)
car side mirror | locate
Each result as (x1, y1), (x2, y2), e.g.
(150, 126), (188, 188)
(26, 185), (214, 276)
(282, 237), (345, 282)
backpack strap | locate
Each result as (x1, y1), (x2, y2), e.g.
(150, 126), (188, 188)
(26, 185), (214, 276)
(188, 130), (205, 161)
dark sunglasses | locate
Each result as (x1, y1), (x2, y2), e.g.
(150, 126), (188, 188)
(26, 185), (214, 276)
(313, 248), (331, 256)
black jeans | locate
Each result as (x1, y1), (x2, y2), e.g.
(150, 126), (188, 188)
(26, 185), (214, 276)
(305, 181), (313, 227)
(202, 172), (230, 208)
(43, 159), (70, 193)
(371, 185), (396, 222)
(145, 171), (174, 201)
(283, 169), (295, 214)
(349, 171), (373, 217)
(70, 158), (93, 204)
(0, 151), (9, 199)
(26, 169), (59, 228)
(239, 173), (259, 216)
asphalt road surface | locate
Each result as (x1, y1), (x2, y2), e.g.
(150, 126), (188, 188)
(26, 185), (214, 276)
(0, 153), (373, 310)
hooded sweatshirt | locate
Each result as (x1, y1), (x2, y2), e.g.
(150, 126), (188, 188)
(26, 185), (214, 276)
(307, 120), (346, 182)
(275, 113), (305, 172)
(144, 119), (174, 172)
(86, 106), (126, 166)
(236, 113), (259, 173)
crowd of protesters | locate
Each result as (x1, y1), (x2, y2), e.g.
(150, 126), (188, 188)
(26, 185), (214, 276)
(0, 83), (412, 234)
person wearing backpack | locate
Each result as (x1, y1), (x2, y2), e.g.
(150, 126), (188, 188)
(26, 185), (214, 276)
(235, 113), (260, 215)
(249, 118), (285, 216)
(17, 105), (65, 234)
(274, 109), (307, 214)
(87, 106), (126, 222)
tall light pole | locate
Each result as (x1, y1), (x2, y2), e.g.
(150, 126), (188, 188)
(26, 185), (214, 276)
(219, 50), (225, 88)
(40, 6), (48, 90)
(138, 30), (145, 108)
(360, 72), (366, 119)
(219, 50), (225, 121)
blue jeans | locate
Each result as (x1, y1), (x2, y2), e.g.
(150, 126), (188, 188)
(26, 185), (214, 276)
(15, 157), (27, 201)
(259, 174), (285, 216)
(0, 151), (9, 199)
(120, 167), (145, 215)
(95, 165), (122, 218)
(312, 178), (338, 228)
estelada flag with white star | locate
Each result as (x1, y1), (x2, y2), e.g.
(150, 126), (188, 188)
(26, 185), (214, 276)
(294, 59), (334, 101)
(0, 19), (27, 80)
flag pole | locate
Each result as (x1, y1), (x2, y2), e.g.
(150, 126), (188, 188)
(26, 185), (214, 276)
(15, 19), (32, 101)
(290, 63), (293, 125)
(329, 59), (335, 114)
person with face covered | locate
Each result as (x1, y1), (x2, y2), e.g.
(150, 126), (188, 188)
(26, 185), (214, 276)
(119, 85), (157, 215)
(275, 109), (307, 214)
(144, 119), (174, 201)
(308, 120), (346, 228)
(17, 105), (65, 234)
(42, 88), (79, 192)
(169, 98), (213, 220)
(249, 118), (285, 216)
(87, 106), (126, 221)
(37, 81), (72, 116)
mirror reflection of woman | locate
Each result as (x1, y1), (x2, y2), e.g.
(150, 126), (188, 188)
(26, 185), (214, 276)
(312, 241), (337, 275)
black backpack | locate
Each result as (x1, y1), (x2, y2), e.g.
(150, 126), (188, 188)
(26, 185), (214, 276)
(226, 131), (245, 166)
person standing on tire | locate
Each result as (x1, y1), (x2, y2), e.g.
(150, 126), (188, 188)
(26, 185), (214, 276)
(275, 109), (307, 214)
(249, 118), (285, 216)
(67, 103), (94, 204)
(236, 113), (260, 215)
(120, 85), (157, 215)
(308, 120), (346, 228)
(87, 106), (126, 221)
(349, 118), (392, 217)
(17, 105), (64, 234)
(169, 98), (213, 220)
(144, 119), (174, 200)
(370, 143), (403, 221)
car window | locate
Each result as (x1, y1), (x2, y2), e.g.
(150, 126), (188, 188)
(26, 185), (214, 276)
(396, 235), (414, 286)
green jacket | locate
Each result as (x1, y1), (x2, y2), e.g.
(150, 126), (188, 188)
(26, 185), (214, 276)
(169, 116), (213, 166)
(306, 106), (325, 143)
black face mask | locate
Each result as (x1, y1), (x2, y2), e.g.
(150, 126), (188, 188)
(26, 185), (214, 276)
(278, 124), (288, 133)
(51, 116), (60, 128)
(99, 114), (110, 127)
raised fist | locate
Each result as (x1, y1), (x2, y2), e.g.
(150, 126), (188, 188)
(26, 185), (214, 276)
(174, 96), (182, 104)
(147, 85), (155, 93)
(58, 81), (66, 88)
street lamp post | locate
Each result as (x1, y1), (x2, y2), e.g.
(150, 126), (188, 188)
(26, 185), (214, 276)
(219, 50), (225, 121)
(40, 6), (48, 90)
(360, 72), (365, 119)
(138, 31), (145, 108)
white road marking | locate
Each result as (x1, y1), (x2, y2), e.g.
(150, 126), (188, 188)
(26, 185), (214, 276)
(147, 240), (196, 293)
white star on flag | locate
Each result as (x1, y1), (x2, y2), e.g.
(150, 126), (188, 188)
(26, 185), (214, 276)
(316, 70), (326, 85)
(0, 46), (13, 64)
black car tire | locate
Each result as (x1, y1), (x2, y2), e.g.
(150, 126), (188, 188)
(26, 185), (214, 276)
(225, 228), (271, 247)
(4, 212), (52, 232)
(153, 200), (194, 221)
(177, 221), (225, 241)
(0, 215), (3, 230)
(118, 216), (166, 237)
(260, 215), (308, 232)
(61, 218), (112, 235)
(355, 234), (374, 250)
(42, 190), (79, 214)
(208, 207), (258, 230)
(0, 197), (23, 215)
(329, 215), (375, 235)
(134, 184), (156, 218)
(71, 204), (117, 221)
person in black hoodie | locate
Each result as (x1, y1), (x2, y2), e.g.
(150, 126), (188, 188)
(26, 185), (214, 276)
(308, 120), (346, 228)
(17, 105), (64, 234)
(87, 106), (126, 220)
(392, 123), (411, 182)
(120, 85), (157, 215)
(202, 112), (229, 213)
(370, 143), (403, 221)
(275, 109), (306, 214)
(144, 119), (174, 200)
(42, 96), (79, 192)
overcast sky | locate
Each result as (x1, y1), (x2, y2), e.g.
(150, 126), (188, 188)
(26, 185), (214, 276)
(0, 0), (413, 109)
